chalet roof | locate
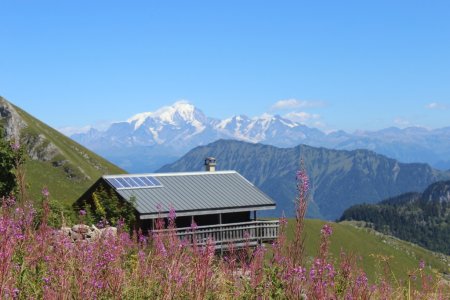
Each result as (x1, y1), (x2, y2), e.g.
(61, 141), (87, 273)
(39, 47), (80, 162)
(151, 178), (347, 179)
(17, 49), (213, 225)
(102, 171), (276, 219)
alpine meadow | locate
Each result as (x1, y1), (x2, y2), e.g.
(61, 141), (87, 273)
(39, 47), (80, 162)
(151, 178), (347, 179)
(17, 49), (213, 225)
(2, 1), (450, 299)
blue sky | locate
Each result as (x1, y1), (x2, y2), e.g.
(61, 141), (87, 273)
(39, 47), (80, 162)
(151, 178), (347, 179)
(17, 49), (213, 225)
(1, 0), (449, 132)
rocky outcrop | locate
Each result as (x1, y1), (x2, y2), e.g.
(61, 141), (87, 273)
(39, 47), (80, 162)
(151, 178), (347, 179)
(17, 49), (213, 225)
(0, 97), (60, 162)
(0, 97), (27, 140)
(59, 224), (117, 242)
(24, 133), (60, 161)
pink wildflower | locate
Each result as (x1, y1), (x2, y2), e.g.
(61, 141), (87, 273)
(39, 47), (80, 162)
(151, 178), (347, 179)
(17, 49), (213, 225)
(168, 206), (176, 221)
(419, 260), (425, 270)
(190, 221), (198, 231)
(13, 288), (19, 297)
(321, 224), (333, 236)
(296, 169), (310, 194)
(41, 187), (50, 198)
(11, 141), (20, 151)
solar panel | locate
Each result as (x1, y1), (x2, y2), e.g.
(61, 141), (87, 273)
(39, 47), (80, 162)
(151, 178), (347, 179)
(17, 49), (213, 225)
(107, 178), (123, 189)
(133, 177), (146, 186)
(123, 177), (139, 187)
(116, 177), (130, 188)
(139, 176), (154, 186)
(105, 175), (163, 189)
(148, 176), (162, 186)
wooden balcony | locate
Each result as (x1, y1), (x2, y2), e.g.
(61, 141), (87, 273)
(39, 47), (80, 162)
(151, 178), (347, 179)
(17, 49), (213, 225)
(152, 220), (279, 250)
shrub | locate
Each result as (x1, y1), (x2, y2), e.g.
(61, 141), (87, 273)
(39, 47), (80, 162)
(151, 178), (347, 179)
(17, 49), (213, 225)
(78, 183), (137, 230)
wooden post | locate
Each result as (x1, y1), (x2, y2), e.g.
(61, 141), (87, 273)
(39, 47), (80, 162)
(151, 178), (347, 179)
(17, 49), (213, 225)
(254, 211), (260, 245)
(191, 216), (195, 243)
(219, 213), (223, 256)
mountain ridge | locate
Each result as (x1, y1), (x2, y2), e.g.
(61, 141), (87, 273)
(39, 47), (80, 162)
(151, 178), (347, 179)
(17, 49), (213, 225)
(157, 139), (450, 220)
(70, 102), (450, 172)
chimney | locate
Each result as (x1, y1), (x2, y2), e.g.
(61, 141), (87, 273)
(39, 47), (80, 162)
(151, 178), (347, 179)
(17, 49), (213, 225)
(204, 157), (216, 172)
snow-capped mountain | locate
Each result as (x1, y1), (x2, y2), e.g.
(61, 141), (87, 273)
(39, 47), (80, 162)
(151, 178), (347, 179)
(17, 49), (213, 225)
(72, 101), (327, 151)
(216, 114), (326, 146)
(69, 101), (450, 172)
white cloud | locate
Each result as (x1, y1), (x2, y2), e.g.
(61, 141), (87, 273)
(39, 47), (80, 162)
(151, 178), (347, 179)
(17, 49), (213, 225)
(312, 121), (327, 129)
(58, 121), (113, 136)
(271, 99), (324, 111)
(393, 118), (411, 128)
(283, 111), (320, 124)
(426, 102), (448, 110)
(58, 125), (93, 136)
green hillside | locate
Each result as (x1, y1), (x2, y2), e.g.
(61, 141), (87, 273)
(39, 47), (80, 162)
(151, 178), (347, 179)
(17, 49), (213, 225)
(292, 219), (449, 281)
(0, 97), (124, 205)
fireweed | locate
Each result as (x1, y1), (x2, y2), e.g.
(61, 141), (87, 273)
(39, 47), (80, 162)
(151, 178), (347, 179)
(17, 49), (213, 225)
(0, 167), (449, 299)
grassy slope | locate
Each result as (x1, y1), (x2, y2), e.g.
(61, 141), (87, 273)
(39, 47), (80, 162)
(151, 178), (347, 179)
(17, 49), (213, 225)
(286, 219), (449, 281)
(13, 104), (124, 205)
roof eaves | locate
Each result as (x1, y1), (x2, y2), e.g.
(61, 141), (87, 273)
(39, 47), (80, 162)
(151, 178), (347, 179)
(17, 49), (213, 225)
(139, 204), (276, 219)
(102, 170), (237, 179)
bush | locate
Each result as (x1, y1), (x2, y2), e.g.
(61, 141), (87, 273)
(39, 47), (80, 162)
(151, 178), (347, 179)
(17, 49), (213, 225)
(77, 183), (137, 231)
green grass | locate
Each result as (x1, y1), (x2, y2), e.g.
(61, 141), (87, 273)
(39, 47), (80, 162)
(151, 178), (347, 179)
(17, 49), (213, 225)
(284, 219), (450, 282)
(11, 103), (124, 205)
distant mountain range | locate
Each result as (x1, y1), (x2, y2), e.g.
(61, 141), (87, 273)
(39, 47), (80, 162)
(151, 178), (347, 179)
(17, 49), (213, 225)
(0, 97), (123, 204)
(69, 101), (450, 172)
(157, 140), (450, 220)
(340, 180), (450, 255)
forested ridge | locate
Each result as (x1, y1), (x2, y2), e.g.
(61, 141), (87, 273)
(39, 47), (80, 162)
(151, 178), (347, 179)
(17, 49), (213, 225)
(340, 181), (450, 254)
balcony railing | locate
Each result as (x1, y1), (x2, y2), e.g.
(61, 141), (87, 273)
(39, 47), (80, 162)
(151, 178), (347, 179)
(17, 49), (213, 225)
(152, 220), (279, 250)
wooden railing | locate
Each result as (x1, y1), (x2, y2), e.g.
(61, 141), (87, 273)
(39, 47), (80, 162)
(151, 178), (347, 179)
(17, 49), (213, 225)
(152, 220), (279, 249)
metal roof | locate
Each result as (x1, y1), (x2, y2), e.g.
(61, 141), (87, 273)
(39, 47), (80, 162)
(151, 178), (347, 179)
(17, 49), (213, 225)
(102, 171), (276, 219)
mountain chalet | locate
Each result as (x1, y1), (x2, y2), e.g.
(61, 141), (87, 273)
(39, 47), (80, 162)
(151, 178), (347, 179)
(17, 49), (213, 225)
(74, 158), (279, 250)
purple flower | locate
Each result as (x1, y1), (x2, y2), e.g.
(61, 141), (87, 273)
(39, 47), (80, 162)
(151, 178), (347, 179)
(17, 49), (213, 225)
(296, 169), (310, 193)
(156, 240), (167, 256)
(11, 141), (20, 151)
(41, 187), (49, 198)
(12, 288), (19, 297)
(321, 224), (333, 236)
(309, 268), (316, 280)
(190, 221), (198, 231)
(5, 196), (16, 206)
(292, 266), (307, 281)
(79, 209), (86, 216)
(169, 206), (176, 221)
(138, 234), (147, 243)
(356, 273), (368, 287)
(419, 260), (425, 270)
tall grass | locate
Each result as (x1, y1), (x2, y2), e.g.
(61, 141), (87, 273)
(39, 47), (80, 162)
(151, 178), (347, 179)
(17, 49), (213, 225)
(0, 145), (448, 299)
